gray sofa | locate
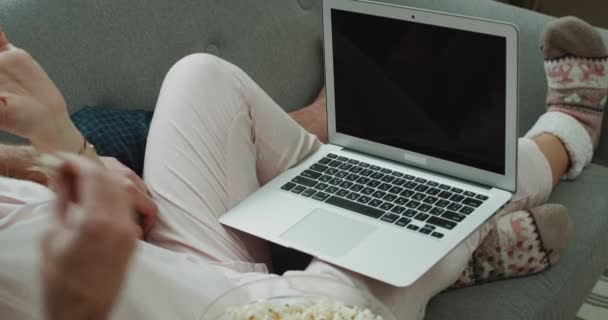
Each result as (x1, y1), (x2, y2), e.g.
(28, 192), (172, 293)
(2, 0), (608, 319)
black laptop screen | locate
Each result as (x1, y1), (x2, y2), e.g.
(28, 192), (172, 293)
(331, 9), (507, 174)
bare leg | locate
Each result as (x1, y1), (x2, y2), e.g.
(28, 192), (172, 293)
(533, 134), (570, 187)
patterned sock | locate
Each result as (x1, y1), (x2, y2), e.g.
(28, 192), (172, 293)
(526, 17), (608, 179)
(451, 204), (572, 288)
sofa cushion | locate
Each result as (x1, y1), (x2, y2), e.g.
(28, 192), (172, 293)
(426, 163), (608, 319)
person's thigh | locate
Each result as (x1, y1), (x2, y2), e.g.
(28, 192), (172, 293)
(143, 54), (320, 266)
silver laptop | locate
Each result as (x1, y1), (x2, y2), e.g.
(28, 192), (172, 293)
(220, 0), (518, 287)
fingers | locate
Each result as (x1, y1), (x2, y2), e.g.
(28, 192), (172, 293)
(122, 177), (158, 235)
(0, 25), (9, 51)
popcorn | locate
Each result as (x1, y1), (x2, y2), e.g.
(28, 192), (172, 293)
(220, 300), (383, 320)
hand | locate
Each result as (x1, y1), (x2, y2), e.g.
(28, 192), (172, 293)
(0, 25), (82, 153)
(42, 154), (137, 320)
(100, 157), (158, 238)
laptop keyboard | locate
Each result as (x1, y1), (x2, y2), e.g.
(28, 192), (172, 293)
(280, 153), (489, 239)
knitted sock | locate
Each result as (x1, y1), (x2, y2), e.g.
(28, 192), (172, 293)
(526, 17), (608, 179)
(451, 204), (572, 288)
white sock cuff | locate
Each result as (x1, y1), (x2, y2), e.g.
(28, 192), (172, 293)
(525, 112), (593, 180)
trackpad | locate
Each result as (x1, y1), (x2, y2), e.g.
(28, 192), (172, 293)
(280, 209), (376, 258)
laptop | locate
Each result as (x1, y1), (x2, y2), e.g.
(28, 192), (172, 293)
(220, 0), (518, 287)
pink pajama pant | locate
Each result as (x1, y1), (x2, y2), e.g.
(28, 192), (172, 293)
(143, 54), (554, 319)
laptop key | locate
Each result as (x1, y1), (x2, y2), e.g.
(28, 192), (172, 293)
(335, 171), (349, 178)
(380, 168), (392, 174)
(367, 180), (381, 188)
(382, 194), (397, 202)
(346, 192), (361, 201)
(430, 207), (445, 215)
(447, 203), (463, 211)
(451, 187), (463, 194)
(378, 183), (392, 191)
(464, 191), (476, 197)
(372, 191), (387, 199)
(404, 174), (416, 180)
(357, 195), (372, 204)
(476, 194), (489, 201)
(426, 188), (441, 196)
(400, 189), (415, 198)
(403, 209), (418, 218)
(404, 182), (418, 189)
(361, 187), (375, 195)
(291, 185), (306, 194)
(359, 162), (370, 168)
(438, 191), (453, 199)
(370, 165), (381, 171)
(348, 159), (359, 165)
(423, 196), (438, 204)
(317, 174), (332, 182)
(449, 194), (465, 202)
(339, 181), (354, 189)
(406, 201), (421, 209)
(327, 153), (338, 159)
(335, 189), (350, 197)
(427, 216), (457, 230)
(418, 204), (432, 212)
(436, 200), (450, 208)
(314, 183), (329, 191)
(325, 168), (339, 175)
(426, 181), (439, 187)
(325, 186), (340, 194)
(369, 199), (383, 207)
(392, 178), (407, 186)
(350, 184), (364, 192)
(345, 174), (359, 181)
(337, 156), (349, 162)
(415, 178), (427, 183)
(328, 178), (343, 186)
(388, 186), (404, 194)
(431, 232), (444, 239)
(442, 211), (466, 222)
(419, 228), (433, 235)
(339, 163), (353, 170)
(424, 225), (436, 231)
(281, 182), (296, 191)
(301, 188), (316, 197)
(462, 198), (483, 208)
(312, 192), (330, 201)
(381, 175), (395, 183)
(292, 176), (317, 188)
(391, 206), (406, 214)
(310, 164), (328, 173)
(381, 213), (400, 223)
(395, 218), (411, 227)
(318, 157), (332, 165)
(328, 160), (342, 168)
(325, 196), (385, 219)
(407, 225), (420, 231)
(371, 172), (385, 180)
(379, 202), (394, 211)
(459, 206), (475, 215)
(349, 166), (363, 174)
(301, 170), (322, 179)
(392, 172), (404, 177)
(394, 197), (408, 206)
(360, 169), (374, 177)
(414, 185), (429, 192)
(439, 184), (451, 190)
(412, 193), (426, 201)
(356, 177), (371, 184)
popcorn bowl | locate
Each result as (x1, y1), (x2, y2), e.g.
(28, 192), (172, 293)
(200, 275), (396, 320)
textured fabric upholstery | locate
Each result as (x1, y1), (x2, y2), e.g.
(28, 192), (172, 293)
(1, 0), (607, 319)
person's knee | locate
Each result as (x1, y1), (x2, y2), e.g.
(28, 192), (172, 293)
(169, 53), (237, 84)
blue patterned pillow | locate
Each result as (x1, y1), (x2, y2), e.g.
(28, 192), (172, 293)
(71, 106), (153, 176)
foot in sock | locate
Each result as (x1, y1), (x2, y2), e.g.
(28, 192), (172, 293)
(526, 17), (608, 179)
(451, 204), (572, 288)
